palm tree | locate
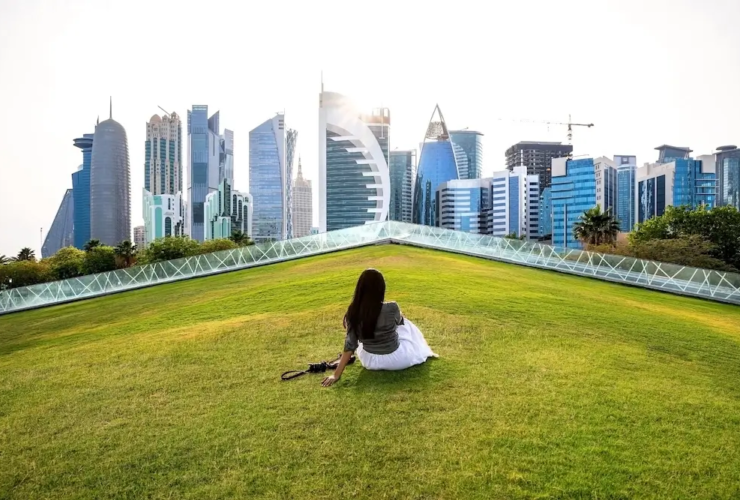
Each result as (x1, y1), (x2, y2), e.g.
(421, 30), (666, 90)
(16, 247), (36, 262)
(0, 255), (9, 265)
(114, 240), (137, 268)
(230, 230), (252, 246)
(574, 206), (621, 247)
(84, 239), (101, 252)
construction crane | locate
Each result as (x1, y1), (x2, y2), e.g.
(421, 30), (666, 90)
(509, 114), (594, 148)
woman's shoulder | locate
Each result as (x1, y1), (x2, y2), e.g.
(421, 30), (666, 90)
(382, 301), (400, 311)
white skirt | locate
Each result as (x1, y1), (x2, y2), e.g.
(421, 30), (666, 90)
(357, 319), (438, 371)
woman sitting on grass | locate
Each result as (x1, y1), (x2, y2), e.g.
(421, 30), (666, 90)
(322, 269), (437, 387)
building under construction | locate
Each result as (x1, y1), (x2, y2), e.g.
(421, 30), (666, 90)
(505, 141), (573, 191)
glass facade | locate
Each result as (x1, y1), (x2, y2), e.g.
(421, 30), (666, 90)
(539, 187), (552, 238)
(719, 154), (740, 210)
(72, 133), (93, 249)
(285, 129), (297, 239)
(204, 179), (251, 240)
(188, 105), (219, 242)
(674, 159), (716, 209)
(413, 141), (459, 226)
(552, 158), (596, 249)
(249, 116), (285, 242)
(42, 189), (75, 258)
(389, 150), (416, 223)
(438, 179), (491, 233)
(90, 118), (130, 246)
(4, 221), (739, 316)
(449, 131), (483, 179)
(617, 164), (636, 232)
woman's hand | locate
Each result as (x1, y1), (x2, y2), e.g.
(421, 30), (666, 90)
(322, 375), (339, 387)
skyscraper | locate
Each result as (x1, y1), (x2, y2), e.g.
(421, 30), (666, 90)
(594, 157), (618, 215)
(539, 187), (553, 239)
(319, 91), (391, 232)
(614, 155), (637, 232)
(249, 114), (287, 242)
(438, 178), (491, 234)
(292, 158), (313, 238)
(716, 145), (740, 210)
(286, 129), (298, 239)
(413, 105), (459, 227)
(42, 189), (75, 258)
(143, 190), (185, 243)
(72, 133), (93, 249)
(204, 179), (252, 240)
(505, 141), (573, 192)
(449, 130), (483, 179)
(551, 157), (597, 248)
(187, 105), (221, 241)
(389, 150), (416, 223)
(220, 129), (234, 187)
(90, 100), (131, 246)
(489, 167), (540, 239)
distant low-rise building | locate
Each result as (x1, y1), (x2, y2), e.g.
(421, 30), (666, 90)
(133, 226), (145, 250)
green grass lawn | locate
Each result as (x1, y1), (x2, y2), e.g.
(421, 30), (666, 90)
(2, 245), (740, 499)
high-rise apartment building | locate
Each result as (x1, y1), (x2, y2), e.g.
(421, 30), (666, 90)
(319, 91), (391, 232)
(594, 157), (618, 215)
(72, 133), (93, 249)
(133, 226), (145, 250)
(187, 105), (221, 242)
(249, 114), (287, 242)
(716, 145), (740, 210)
(614, 155), (637, 232)
(204, 179), (252, 240)
(90, 103), (130, 246)
(286, 129), (297, 239)
(143, 190), (185, 243)
(505, 141), (573, 192)
(449, 130), (483, 179)
(414, 105), (459, 227)
(389, 150), (416, 223)
(42, 189), (75, 258)
(292, 158), (313, 238)
(636, 155), (717, 223)
(551, 158), (597, 248)
(489, 167), (540, 239)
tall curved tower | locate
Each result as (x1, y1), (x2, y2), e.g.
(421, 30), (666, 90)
(319, 91), (390, 233)
(90, 101), (131, 245)
(413, 105), (460, 226)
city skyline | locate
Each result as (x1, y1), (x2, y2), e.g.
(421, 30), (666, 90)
(2, 0), (740, 254)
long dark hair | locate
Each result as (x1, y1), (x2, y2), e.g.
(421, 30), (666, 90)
(345, 269), (386, 341)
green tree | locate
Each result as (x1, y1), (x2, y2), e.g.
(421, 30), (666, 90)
(114, 240), (137, 268)
(630, 235), (735, 272)
(230, 230), (253, 246)
(574, 206), (621, 247)
(48, 247), (85, 280)
(504, 232), (525, 241)
(0, 255), (9, 265)
(0, 260), (52, 289)
(82, 246), (117, 275)
(137, 237), (201, 264)
(16, 247), (36, 262)
(198, 238), (238, 254)
(84, 239), (102, 252)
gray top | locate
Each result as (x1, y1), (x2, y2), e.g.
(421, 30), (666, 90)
(344, 302), (402, 355)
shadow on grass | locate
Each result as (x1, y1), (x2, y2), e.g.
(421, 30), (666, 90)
(349, 358), (439, 393)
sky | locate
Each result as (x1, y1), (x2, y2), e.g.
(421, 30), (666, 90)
(1, 0), (739, 256)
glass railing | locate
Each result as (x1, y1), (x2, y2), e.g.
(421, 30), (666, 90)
(1, 221), (738, 315)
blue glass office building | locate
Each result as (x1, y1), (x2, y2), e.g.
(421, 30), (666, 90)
(551, 158), (596, 248)
(438, 179), (491, 233)
(42, 189), (75, 258)
(674, 158), (716, 209)
(716, 145), (739, 210)
(539, 187), (552, 238)
(249, 114), (286, 241)
(413, 105), (459, 227)
(389, 150), (416, 223)
(72, 133), (93, 249)
(449, 130), (483, 179)
(614, 155), (637, 232)
(188, 105), (220, 242)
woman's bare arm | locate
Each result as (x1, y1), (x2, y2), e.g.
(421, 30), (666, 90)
(322, 350), (353, 387)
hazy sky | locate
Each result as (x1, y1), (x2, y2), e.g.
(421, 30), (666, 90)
(1, 0), (739, 256)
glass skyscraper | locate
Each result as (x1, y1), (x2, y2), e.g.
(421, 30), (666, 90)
(188, 105), (221, 242)
(489, 167), (540, 239)
(389, 150), (416, 223)
(449, 130), (483, 179)
(319, 91), (391, 232)
(72, 132), (93, 249)
(716, 145), (739, 210)
(539, 187), (553, 238)
(90, 106), (131, 246)
(614, 155), (637, 232)
(249, 114), (286, 242)
(438, 179), (491, 233)
(285, 129), (297, 239)
(551, 158), (596, 248)
(42, 189), (75, 258)
(413, 105), (459, 227)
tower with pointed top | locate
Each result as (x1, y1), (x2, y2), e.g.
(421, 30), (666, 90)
(292, 158), (313, 238)
(90, 100), (131, 245)
(413, 104), (461, 227)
